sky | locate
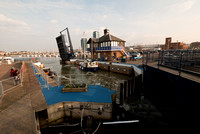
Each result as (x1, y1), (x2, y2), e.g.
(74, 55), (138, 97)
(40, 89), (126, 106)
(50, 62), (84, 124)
(0, 0), (200, 52)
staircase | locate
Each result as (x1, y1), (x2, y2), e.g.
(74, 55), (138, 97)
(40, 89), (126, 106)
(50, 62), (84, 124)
(121, 49), (129, 57)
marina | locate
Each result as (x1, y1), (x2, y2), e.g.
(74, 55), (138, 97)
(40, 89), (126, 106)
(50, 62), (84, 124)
(0, 2), (200, 132)
(0, 26), (200, 133)
(1, 50), (199, 133)
(1, 28), (200, 133)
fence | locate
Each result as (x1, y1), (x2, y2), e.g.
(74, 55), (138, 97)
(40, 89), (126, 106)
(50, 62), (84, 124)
(0, 62), (25, 98)
(31, 62), (59, 89)
(142, 50), (200, 75)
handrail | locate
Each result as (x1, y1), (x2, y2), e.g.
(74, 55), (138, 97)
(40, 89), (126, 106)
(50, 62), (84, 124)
(0, 62), (25, 97)
(143, 50), (200, 75)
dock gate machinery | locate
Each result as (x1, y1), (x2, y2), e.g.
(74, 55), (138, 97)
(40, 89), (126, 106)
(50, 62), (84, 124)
(56, 27), (75, 63)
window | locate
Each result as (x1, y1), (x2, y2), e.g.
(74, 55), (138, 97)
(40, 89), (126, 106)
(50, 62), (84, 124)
(114, 41), (117, 46)
(111, 41), (114, 46)
(108, 41), (111, 46)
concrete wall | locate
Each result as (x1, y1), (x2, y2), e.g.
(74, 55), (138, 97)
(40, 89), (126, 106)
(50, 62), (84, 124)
(47, 101), (113, 123)
(144, 65), (200, 128)
(98, 63), (134, 75)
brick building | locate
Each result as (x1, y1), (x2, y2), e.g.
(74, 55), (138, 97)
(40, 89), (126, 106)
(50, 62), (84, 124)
(0, 51), (6, 56)
(162, 37), (188, 50)
(87, 28), (126, 61)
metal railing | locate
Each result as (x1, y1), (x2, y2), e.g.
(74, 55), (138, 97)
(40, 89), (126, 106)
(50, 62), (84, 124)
(142, 50), (200, 75)
(31, 62), (59, 89)
(95, 46), (122, 51)
(0, 62), (25, 98)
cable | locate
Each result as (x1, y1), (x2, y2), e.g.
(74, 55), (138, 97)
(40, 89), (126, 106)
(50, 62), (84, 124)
(80, 108), (86, 134)
(92, 122), (101, 134)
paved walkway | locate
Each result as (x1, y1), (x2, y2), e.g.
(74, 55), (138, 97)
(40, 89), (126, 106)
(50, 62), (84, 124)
(0, 62), (22, 80)
(0, 62), (48, 134)
(147, 62), (200, 83)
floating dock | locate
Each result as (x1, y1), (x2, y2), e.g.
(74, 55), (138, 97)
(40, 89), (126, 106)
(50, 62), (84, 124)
(30, 63), (116, 130)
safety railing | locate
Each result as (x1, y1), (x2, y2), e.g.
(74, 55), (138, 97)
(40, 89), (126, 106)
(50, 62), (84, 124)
(95, 46), (122, 51)
(31, 62), (59, 89)
(0, 62), (25, 98)
(142, 50), (200, 75)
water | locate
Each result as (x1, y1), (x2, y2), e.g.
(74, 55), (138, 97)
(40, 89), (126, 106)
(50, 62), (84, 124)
(39, 57), (130, 104)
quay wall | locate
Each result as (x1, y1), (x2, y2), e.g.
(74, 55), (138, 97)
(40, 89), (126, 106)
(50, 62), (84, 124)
(144, 65), (200, 128)
(47, 102), (113, 122)
(63, 60), (141, 76)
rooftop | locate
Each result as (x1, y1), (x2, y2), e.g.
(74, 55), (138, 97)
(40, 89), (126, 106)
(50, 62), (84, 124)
(99, 34), (125, 43)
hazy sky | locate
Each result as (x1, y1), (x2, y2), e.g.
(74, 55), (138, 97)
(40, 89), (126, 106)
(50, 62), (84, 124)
(0, 0), (200, 52)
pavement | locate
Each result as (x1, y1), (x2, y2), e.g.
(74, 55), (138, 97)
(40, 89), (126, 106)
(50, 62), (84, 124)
(0, 62), (48, 134)
(0, 62), (22, 80)
(148, 61), (200, 83)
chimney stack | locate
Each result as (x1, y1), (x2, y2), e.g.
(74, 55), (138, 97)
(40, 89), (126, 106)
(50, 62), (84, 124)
(104, 28), (109, 35)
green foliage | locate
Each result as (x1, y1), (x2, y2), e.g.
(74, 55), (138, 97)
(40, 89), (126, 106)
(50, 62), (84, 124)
(64, 83), (86, 88)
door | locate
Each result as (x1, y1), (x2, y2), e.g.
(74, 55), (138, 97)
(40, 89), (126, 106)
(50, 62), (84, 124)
(113, 53), (116, 58)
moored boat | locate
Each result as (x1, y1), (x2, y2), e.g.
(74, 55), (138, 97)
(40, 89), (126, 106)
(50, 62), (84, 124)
(79, 59), (99, 72)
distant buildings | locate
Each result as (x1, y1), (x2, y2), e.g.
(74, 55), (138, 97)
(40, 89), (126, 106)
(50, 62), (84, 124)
(189, 42), (200, 50)
(93, 31), (100, 38)
(87, 28), (126, 61)
(162, 37), (188, 50)
(0, 51), (6, 56)
(81, 38), (87, 53)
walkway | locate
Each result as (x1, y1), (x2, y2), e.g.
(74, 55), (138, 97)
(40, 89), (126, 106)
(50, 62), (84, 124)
(147, 62), (200, 83)
(0, 62), (48, 134)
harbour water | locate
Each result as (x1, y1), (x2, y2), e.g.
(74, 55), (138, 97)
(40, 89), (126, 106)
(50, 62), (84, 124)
(39, 57), (130, 104)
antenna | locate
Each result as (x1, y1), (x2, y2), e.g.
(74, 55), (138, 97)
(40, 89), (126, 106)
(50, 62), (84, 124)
(83, 32), (86, 38)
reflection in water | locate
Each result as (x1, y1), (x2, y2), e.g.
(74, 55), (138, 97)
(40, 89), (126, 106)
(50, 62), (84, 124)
(39, 57), (130, 103)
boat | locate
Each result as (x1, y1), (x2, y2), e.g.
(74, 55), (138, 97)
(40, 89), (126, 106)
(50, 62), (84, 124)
(79, 59), (99, 72)
(42, 67), (57, 78)
(33, 61), (57, 78)
(1, 57), (14, 64)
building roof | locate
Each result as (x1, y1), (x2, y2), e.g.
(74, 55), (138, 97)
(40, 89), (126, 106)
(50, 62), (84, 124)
(99, 34), (125, 42)
(87, 38), (99, 44)
(87, 34), (125, 44)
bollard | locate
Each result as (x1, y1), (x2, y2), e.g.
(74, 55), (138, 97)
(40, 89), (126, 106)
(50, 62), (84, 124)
(0, 81), (4, 97)
(130, 77), (134, 95)
(120, 83), (124, 105)
(128, 79), (131, 97)
(124, 81), (127, 100)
